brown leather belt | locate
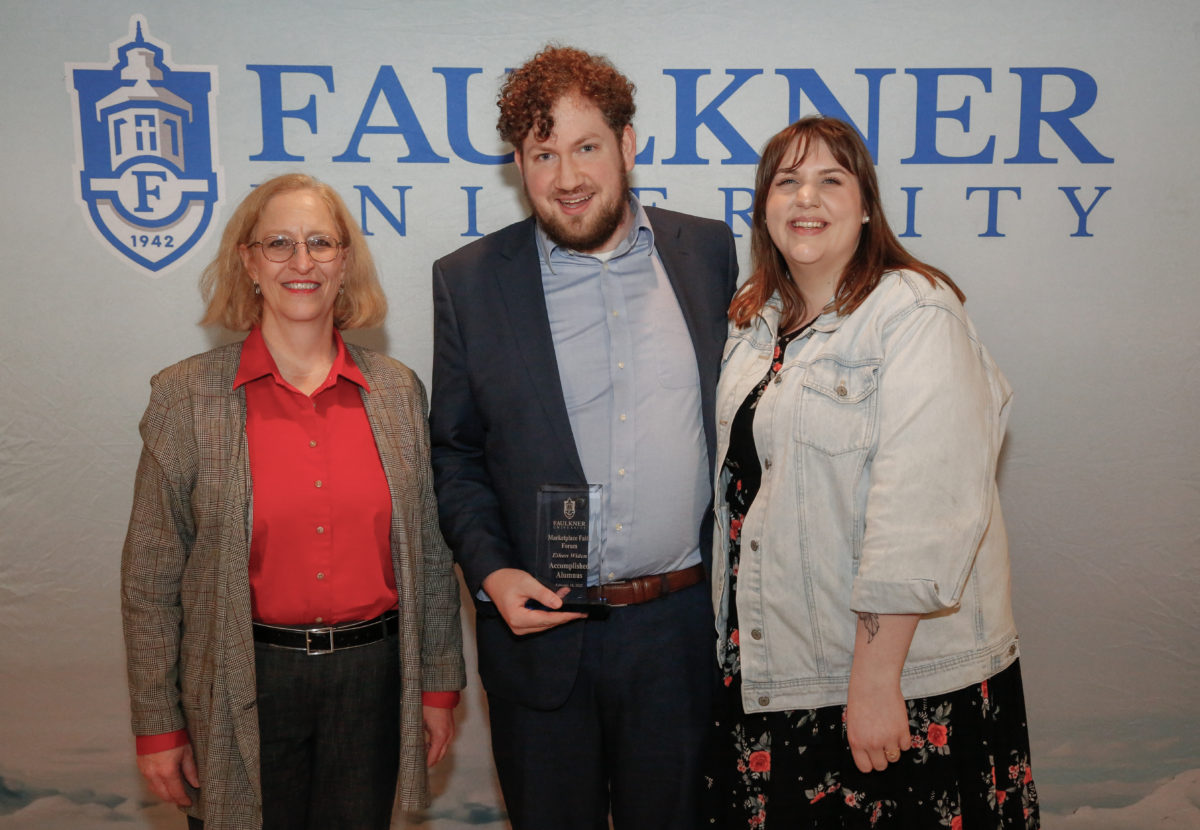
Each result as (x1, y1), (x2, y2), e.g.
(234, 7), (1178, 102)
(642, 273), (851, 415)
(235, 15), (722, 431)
(586, 563), (705, 607)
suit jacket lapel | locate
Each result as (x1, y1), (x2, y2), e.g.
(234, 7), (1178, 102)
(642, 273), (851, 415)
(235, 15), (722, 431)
(650, 207), (708, 366)
(494, 219), (586, 480)
(648, 207), (722, 463)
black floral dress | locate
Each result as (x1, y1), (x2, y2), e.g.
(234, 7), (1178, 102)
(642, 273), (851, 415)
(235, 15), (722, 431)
(705, 327), (1040, 829)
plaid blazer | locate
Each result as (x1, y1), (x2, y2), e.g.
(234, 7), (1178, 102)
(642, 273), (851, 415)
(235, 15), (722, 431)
(121, 341), (464, 829)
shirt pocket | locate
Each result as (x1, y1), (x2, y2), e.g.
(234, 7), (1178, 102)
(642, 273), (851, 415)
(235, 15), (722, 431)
(797, 358), (878, 455)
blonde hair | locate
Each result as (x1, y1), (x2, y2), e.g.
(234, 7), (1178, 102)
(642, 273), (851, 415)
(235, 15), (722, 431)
(200, 174), (387, 330)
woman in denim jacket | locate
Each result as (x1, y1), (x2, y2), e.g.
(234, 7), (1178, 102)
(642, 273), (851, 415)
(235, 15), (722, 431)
(705, 118), (1039, 828)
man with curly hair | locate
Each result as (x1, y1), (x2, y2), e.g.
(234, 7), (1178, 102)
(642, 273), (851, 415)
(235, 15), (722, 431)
(430, 45), (739, 829)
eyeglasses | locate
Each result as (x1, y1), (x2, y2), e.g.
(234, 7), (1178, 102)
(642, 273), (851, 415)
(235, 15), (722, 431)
(248, 234), (344, 263)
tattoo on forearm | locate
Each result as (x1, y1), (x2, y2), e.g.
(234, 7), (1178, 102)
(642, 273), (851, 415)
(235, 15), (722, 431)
(858, 612), (880, 643)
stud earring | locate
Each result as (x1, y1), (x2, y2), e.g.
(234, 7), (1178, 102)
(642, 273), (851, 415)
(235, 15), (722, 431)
(862, 215), (870, 224)
(253, 282), (261, 295)
(338, 284), (345, 296)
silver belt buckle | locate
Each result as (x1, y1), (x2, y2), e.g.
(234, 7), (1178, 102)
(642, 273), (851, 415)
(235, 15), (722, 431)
(305, 626), (336, 655)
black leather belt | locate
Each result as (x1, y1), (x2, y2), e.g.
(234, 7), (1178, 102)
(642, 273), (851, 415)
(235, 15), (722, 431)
(252, 610), (398, 655)
(586, 563), (705, 607)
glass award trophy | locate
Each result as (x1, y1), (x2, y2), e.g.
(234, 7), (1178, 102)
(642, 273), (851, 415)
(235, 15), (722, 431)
(534, 484), (604, 612)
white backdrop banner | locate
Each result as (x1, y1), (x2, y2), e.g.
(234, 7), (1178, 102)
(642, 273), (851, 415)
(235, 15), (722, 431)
(1, 1), (1197, 828)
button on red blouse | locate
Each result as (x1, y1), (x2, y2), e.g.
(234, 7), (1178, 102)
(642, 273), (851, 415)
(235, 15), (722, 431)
(236, 327), (396, 626)
(135, 330), (458, 755)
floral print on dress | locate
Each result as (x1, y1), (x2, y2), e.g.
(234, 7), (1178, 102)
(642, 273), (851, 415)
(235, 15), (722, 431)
(908, 701), (953, 763)
(804, 770), (841, 805)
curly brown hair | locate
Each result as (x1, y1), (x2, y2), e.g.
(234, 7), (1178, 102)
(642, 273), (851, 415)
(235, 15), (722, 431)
(497, 45), (636, 149)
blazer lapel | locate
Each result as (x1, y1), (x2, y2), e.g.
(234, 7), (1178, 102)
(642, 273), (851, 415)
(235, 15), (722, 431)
(649, 208), (723, 462)
(493, 221), (586, 480)
(650, 208), (712, 366)
(351, 349), (418, 601)
(351, 348), (412, 507)
(652, 213), (715, 379)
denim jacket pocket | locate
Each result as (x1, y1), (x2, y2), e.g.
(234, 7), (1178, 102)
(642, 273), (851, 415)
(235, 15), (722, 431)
(798, 358), (878, 455)
(720, 334), (743, 368)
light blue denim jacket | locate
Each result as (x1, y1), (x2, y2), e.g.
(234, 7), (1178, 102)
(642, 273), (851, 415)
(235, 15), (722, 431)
(713, 270), (1020, 713)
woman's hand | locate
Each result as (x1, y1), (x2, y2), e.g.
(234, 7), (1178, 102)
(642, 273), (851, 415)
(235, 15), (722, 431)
(423, 704), (456, 767)
(846, 611), (919, 773)
(847, 665), (912, 772)
(136, 743), (200, 806)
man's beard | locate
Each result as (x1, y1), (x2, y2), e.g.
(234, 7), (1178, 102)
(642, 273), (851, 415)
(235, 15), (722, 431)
(530, 171), (630, 253)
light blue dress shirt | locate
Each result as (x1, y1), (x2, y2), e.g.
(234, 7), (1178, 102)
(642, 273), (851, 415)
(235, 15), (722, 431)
(537, 197), (708, 584)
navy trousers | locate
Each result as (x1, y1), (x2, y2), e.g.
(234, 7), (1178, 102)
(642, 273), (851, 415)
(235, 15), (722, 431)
(486, 582), (716, 830)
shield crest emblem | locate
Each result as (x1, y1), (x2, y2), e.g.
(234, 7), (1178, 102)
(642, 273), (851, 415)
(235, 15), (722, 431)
(67, 16), (222, 274)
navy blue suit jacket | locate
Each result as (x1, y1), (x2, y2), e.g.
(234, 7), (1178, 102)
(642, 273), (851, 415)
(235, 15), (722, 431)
(430, 206), (738, 709)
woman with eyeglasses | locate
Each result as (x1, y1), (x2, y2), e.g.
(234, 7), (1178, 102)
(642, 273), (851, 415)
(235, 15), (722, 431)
(121, 173), (464, 830)
(704, 118), (1039, 828)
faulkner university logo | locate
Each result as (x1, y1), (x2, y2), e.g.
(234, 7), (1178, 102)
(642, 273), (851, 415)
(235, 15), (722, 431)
(67, 16), (221, 274)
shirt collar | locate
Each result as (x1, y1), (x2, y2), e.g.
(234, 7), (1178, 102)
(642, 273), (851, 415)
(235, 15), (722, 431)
(233, 327), (369, 392)
(535, 194), (655, 273)
(760, 294), (844, 336)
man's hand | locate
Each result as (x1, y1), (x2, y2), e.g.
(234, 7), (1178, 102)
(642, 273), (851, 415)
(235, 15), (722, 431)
(482, 568), (585, 635)
(136, 742), (200, 806)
